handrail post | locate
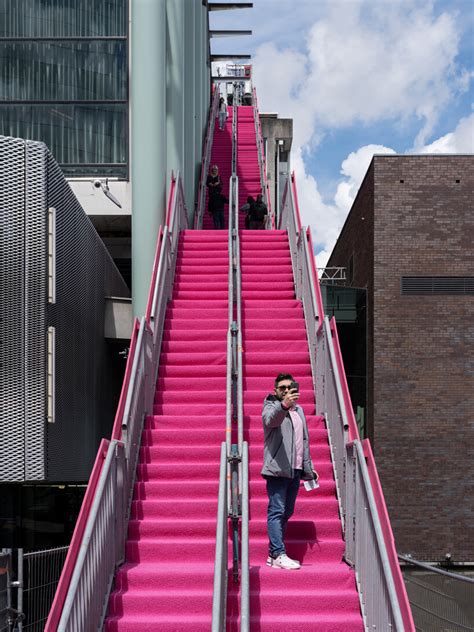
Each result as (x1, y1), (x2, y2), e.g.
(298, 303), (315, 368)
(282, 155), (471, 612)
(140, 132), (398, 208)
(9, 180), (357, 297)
(211, 442), (228, 632)
(240, 441), (250, 632)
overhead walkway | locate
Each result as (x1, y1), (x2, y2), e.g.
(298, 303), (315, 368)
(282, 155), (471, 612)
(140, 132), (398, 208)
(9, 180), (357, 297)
(46, 88), (415, 632)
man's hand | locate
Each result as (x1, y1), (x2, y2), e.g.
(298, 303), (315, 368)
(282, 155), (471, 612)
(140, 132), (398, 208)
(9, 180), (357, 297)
(282, 388), (300, 409)
(312, 469), (319, 481)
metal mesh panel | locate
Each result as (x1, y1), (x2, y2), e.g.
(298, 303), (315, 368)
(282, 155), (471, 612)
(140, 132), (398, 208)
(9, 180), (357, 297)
(46, 153), (129, 481)
(0, 136), (26, 481)
(403, 569), (474, 631)
(0, 135), (129, 483)
(25, 141), (47, 480)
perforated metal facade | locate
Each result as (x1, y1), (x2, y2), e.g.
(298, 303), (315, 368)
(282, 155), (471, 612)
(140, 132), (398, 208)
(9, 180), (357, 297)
(0, 135), (130, 483)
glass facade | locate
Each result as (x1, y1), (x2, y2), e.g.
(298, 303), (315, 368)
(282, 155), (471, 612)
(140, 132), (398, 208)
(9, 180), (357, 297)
(321, 285), (367, 436)
(0, 0), (128, 177)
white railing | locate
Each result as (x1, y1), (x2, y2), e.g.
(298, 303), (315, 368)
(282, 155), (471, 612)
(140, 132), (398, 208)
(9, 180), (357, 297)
(346, 440), (405, 631)
(252, 87), (274, 228)
(57, 440), (126, 631)
(211, 442), (228, 632)
(46, 172), (188, 631)
(279, 174), (415, 632)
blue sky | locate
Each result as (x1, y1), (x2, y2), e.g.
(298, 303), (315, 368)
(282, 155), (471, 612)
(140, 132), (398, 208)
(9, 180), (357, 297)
(210, 0), (474, 266)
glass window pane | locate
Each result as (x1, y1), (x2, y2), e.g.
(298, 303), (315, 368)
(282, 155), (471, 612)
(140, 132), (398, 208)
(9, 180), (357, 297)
(0, 41), (127, 101)
(0, 104), (127, 166)
(0, 0), (127, 37)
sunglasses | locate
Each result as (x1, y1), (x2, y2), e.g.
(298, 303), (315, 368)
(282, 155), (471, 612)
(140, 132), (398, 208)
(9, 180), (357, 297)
(277, 385), (293, 391)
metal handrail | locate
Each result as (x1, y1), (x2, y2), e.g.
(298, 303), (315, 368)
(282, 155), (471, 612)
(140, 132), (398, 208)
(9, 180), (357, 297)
(347, 440), (405, 631)
(195, 89), (220, 228)
(57, 440), (126, 631)
(252, 87), (274, 228)
(398, 555), (474, 582)
(211, 442), (229, 632)
(281, 172), (415, 631)
(212, 171), (235, 631)
(46, 173), (188, 631)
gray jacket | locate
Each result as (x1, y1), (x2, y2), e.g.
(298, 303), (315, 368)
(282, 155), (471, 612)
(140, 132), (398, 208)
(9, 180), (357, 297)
(261, 395), (314, 480)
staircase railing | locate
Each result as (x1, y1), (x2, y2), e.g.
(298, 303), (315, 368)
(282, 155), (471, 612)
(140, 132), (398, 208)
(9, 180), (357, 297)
(212, 167), (248, 631)
(279, 174), (415, 631)
(45, 172), (188, 631)
(195, 89), (220, 229)
(252, 87), (275, 228)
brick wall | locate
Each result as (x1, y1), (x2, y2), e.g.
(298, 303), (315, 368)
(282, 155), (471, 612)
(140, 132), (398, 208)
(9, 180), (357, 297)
(326, 163), (375, 439)
(328, 155), (474, 561)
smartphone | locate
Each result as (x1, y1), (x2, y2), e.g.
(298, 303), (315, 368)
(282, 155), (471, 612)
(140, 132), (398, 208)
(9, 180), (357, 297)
(289, 381), (299, 393)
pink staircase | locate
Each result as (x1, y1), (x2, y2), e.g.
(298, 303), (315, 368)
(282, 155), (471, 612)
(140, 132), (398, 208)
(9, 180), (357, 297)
(105, 230), (229, 631)
(236, 105), (261, 230)
(202, 106), (233, 230)
(231, 230), (364, 631)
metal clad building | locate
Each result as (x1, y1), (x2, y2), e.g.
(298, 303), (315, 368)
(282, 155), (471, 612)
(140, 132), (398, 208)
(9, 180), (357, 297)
(0, 135), (130, 483)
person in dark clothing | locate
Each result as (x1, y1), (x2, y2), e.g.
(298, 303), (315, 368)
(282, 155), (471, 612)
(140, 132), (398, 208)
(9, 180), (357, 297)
(240, 195), (255, 229)
(206, 165), (222, 214)
(208, 191), (228, 229)
(248, 194), (268, 229)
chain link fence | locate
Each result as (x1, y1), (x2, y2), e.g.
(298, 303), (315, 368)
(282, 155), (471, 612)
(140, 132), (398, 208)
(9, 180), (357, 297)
(0, 551), (11, 632)
(400, 555), (474, 632)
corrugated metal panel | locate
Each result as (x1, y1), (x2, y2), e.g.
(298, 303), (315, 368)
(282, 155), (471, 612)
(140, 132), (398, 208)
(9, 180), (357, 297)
(401, 277), (474, 296)
(0, 136), (26, 481)
(0, 135), (130, 483)
(25, 140), (48, 480)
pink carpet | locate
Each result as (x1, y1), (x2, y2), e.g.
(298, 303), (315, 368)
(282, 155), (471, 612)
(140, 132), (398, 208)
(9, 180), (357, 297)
(236, 106), (261, 230)
(105, 231), (228, 631)
(225, 248), (364, 627)
(202, 106), (233, 230)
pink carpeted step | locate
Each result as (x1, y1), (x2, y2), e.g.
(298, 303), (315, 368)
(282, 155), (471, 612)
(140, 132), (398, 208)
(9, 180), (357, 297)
(236, 219), (364, 630)
(106, 231), (228, 631)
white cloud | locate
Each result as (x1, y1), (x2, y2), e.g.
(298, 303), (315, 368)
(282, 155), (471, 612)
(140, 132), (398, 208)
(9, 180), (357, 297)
(250, 1), (471, 268)
(417, 113), (474, 154)
(335, 144), (396, 212)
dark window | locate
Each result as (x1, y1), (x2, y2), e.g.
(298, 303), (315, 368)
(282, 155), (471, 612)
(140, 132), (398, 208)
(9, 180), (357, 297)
(0, 0), (126, 37)
(0, 0), (128, 178)
(401, 277), (474, 295)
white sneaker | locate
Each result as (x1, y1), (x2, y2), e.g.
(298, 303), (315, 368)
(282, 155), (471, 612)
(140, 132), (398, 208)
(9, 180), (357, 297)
(266, 554), (301, 570)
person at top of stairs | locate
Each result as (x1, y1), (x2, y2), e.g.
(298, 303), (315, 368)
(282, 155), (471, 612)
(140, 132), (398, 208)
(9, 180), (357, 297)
(218, 96), (227, 130)
(262, 373), (319, 571)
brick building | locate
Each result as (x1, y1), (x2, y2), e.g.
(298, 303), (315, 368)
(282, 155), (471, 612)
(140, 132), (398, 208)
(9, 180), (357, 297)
(326, 155), (474, 561)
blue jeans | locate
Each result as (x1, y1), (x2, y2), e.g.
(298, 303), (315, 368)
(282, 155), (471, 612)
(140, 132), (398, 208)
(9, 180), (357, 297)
(266, 470), (302, 558)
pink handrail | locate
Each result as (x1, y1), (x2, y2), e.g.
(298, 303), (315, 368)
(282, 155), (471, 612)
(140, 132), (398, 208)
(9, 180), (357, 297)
(165, 174), (177, 228)
(45, 439), (110, 631)
(111, 318), (140, 441)
(290, 172), (303, 233)
(362, 439), (416, 631)
(305, 227), (325, 325)
(145, 228), (164, 326)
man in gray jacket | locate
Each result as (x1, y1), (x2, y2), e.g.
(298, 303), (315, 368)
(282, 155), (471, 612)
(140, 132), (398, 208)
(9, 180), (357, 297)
(262, 373), (318, 570)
